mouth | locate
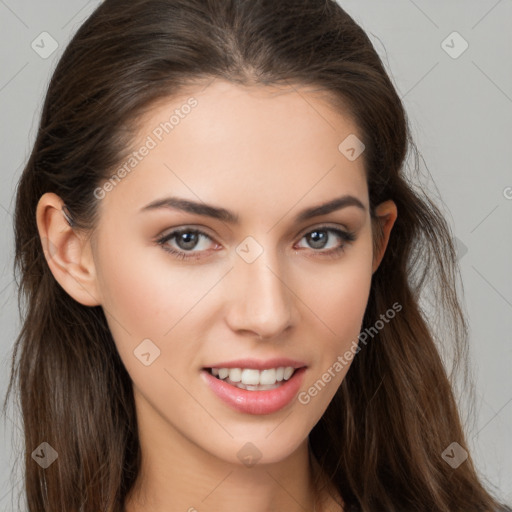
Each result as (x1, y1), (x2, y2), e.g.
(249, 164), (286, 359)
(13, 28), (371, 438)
(204, 366), (300, 391)
(200, 365), (307, 415)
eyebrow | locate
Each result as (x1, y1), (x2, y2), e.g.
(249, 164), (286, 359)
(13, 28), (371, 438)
(139, 194), (366, 224)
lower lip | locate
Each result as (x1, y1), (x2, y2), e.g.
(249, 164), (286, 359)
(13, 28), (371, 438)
(201, 368), (306, 415)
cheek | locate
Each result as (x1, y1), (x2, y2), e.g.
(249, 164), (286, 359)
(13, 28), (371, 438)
(304, 249), (373, 349)
(91, 231), (175, 369)
(94, 231), (192, 333)
(296, 256), (373, 413)
(93, 235), (219, 375)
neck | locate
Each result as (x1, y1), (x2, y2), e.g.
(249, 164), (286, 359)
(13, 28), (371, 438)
(124, 394), (327, 512)
(125, 444), (319, 512)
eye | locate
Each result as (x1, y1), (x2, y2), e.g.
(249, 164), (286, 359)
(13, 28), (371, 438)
(156, 224), (357, 261)
(156, 228), (217, 260)
(295, 225), (356, 259)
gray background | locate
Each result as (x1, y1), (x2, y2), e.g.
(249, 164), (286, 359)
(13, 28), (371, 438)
(1, 0), (511, 509)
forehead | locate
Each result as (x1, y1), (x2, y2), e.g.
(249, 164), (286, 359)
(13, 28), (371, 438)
(100, 79), (369, 221)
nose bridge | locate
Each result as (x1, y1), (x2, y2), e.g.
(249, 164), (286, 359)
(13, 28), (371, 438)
(227, 240), (296, 337)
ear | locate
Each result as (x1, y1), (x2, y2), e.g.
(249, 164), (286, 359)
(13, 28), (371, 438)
(371, 199), (398, 274)
(36, 192), (101, 306)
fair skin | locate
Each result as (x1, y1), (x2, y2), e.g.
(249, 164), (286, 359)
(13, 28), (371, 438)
(36, 80), (397, 512)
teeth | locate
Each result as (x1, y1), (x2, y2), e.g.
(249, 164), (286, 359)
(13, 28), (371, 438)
(209, 366), (297, 386)
(218, 368), (229, 380)
(283, 367), (294, 380)
(228, 368), (242, 382)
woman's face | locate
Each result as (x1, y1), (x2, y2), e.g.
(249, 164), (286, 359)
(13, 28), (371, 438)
(48, 79), (396, 466)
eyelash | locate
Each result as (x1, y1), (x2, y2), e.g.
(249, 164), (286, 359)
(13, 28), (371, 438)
(156, 224), (357, 261)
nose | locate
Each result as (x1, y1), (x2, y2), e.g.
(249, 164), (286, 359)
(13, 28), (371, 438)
(224, 248), (299, 339)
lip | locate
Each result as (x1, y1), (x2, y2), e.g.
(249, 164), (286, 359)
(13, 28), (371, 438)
(201, 367), (307, 415)
(202, 358), (307, 371)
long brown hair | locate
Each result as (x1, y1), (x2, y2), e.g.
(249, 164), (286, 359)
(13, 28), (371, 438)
(4, 0), (509, 510)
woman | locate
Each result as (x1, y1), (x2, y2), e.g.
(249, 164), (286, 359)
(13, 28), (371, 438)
(4, 0), (510, 511)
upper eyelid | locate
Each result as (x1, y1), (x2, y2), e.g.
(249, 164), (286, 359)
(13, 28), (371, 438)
(297, 223), (351, 235)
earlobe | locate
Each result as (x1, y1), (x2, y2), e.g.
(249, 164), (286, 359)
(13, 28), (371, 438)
(372, 199), (398, 274)
(36, 192), (101, 306)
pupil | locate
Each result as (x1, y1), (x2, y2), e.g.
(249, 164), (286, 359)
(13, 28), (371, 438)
(309, 230), (327, 249)
(178, 232), (198, 250)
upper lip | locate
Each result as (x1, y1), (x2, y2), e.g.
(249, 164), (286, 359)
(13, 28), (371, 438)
(203, 358), (307, 370)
